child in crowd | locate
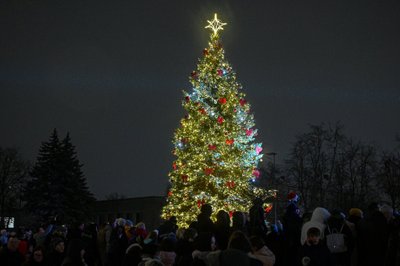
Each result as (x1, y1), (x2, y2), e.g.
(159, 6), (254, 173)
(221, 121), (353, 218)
(298, 227), (332, 266)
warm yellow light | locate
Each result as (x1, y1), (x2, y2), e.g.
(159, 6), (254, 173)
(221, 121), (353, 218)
(205, 13), (227, 35)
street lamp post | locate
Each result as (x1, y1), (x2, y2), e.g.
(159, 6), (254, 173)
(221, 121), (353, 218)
(266, 152), (277, 224)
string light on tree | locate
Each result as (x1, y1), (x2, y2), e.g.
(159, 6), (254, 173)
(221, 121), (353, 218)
(162, 13), (274, 227)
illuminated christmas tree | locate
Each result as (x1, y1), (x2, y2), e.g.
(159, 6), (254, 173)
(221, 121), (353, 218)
(162, 14), (267, 227)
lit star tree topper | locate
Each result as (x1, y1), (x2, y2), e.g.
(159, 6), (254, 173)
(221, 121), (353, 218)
(162, 14), (272, 227)
(205, 13), (227, 36)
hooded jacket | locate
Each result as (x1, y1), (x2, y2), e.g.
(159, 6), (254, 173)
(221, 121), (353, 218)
(300, 207), (331, 245)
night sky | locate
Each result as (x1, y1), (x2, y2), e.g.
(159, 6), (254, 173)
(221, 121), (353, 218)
(1, 0), (399, 199)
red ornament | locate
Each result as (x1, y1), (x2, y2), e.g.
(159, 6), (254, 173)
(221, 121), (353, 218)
(191, 71), (198, 79)
(199, 108), (206, 114)
(203, 49), (209, 56)
(252, 169), (260, 178)
(239, 98), (247, 106)
(172, 162), (177, 170)
(265, 205), (273, 213)
(181, 138), (188, 143)
(181, 175), (188, 182)
(204, 168), (214, 175)
(218, 97), (227, 104)
(168, 191), (173, 197)
(208, 144), (217, 151)
(226, 139), (234, 145)
(185, 96), (190, 102)
(217, 69), (223, 76)
(197, 199), (206, 208)
(229, 211), (233, 218)
(246, 129), (253, 136)
(226, 181), (235, 188)
(217, 116), (224, 124)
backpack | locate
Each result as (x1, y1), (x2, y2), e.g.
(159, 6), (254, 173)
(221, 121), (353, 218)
(326, 224), (347, 253)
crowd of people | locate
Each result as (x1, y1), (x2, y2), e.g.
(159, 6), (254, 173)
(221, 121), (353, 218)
(0, 192), (399, 266)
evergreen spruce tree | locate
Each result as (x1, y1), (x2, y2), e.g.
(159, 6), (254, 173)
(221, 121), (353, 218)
(25, 129), (95, 224)
(162, 14), (270, 227)
(60, 133), (95, 221)
(25, 129), (62, 221)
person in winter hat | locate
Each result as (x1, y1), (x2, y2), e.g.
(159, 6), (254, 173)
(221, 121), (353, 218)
(282, 191), (302, 266)
(287, 191), (299, 203)
(300, 207), (331, 245)
(285, 191), (301, 223)
(348, 208), (363, 220)
(133, 222), (148, 245)
(124, 219), (134, 242)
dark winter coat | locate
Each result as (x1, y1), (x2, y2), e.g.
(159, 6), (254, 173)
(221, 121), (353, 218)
(214, 223), (230, 250)
(357, 210), (389, 266)
(282, 202), (302, 266)
(175, 239), (195, 266)
(298, 242), (332, 266)
(249, 204), (268, 241)
(106, 226), (129, 266)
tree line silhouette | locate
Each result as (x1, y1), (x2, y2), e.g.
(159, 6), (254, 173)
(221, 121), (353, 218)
(0, 123), (399, 229)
